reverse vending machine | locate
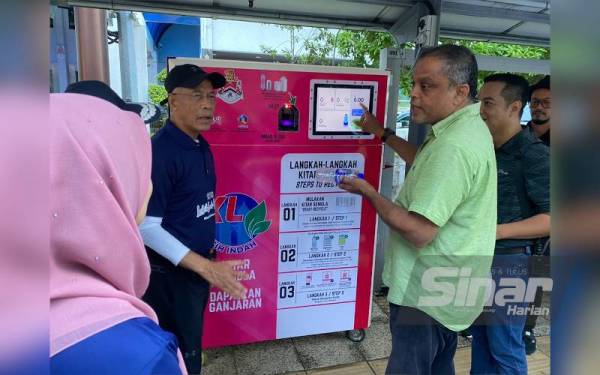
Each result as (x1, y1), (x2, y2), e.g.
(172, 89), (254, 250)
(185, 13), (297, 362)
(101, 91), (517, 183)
(167, 58), (389, 348)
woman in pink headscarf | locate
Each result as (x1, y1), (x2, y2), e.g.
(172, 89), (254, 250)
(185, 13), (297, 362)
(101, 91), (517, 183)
(49, 93), (184, 374)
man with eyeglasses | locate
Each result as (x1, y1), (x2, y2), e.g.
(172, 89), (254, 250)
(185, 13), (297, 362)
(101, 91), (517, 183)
(521, 75), (551, 355)
(473, 73), (550, 374)
(140, 64), (247, 374)
(339, 45), (497, 375)
(525, 75), (551, 147)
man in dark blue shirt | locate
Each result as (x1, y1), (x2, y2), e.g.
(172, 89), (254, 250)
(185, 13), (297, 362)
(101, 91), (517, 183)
(522, 75), (551, 354)
(524, 75), (551, 147)
(472, 73), (550, 374)
(140, 64), (247, 374)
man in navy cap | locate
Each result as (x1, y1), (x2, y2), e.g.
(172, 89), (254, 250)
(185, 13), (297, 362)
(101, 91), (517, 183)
(140, 64), (247, 374)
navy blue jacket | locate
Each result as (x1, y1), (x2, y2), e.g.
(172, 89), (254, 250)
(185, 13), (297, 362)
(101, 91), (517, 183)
(146, 120), (216, 256)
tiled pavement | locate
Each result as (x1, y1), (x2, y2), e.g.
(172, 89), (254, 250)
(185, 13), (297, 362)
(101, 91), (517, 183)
(203, 294), (551, 375)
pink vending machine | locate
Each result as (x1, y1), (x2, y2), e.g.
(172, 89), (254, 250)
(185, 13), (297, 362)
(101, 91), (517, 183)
(167, 58), (389, 347)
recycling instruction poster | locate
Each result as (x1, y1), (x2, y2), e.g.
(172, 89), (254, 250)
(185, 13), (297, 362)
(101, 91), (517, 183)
(168, 58), (388, 348)
(277, 153), (364, 338)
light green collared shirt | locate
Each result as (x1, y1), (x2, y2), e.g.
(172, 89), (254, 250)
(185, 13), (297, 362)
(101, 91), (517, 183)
(383, 103), (497, 331)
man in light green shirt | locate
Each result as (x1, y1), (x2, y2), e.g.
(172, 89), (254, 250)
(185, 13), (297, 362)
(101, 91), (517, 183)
(340, 45), (496, 375)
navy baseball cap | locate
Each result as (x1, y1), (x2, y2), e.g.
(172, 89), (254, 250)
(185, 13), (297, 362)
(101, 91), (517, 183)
(162, 64), (226, 104)
(65, 80), (162, 124)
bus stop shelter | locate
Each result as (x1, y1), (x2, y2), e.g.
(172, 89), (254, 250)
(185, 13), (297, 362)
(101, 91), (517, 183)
(49, 1), (552, 373)
(54, 0), (549, 45)
(54, 0), (550, 291)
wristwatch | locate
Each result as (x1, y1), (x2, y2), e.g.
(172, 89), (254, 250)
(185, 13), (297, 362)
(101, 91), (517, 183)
(380, 127), (395, 143)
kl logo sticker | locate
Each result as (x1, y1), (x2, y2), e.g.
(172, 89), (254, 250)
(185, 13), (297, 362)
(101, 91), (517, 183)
(217, 69), (244, 104)
(214, 193), (271, 254)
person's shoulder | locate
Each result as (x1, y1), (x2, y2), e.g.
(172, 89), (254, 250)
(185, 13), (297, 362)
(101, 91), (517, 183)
(430, 139), (478, 169)
(151, 128), (182, 167)
(448, 116), (494, 157)
(151, 126), (176, 149)
(151, 124), (168, 141)
(521, 131), (549, 161)
(450, 107), (490, 137)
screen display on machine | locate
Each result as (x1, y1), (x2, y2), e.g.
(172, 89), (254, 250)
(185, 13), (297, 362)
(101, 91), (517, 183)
(312, 84), (374, 135)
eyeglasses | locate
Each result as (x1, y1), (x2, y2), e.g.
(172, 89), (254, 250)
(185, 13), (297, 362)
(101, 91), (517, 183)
(170, 92), (216, 102)
(530, 99), (551, 109)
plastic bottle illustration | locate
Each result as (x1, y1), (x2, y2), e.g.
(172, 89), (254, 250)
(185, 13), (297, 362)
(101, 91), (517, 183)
(305, 273), (312, 285)
(311, 235), (319, 249)
(343, 113), (349, 127)
(315, 168), (365, 185)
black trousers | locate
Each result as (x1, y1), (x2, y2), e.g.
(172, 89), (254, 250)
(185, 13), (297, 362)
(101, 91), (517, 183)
(525, 254), (550, 331)
(386, 304), (457, 375)
(142, 249), (210, 375)
(524, 288), (544, 331)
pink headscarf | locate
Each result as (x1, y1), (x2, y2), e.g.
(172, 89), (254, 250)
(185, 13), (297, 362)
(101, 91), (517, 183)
(50, 93), (156, 355)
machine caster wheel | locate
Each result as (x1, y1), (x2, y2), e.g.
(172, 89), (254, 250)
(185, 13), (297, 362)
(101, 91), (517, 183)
(346, 329), (365, 342)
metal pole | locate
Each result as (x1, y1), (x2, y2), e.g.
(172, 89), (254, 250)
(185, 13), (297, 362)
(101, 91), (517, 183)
(372, 47), (405, 293)
(52, 7), (70, 92)
(372, 1), (441, 294)
(74, 7), (109, 83)
(118, 11), (133, 102)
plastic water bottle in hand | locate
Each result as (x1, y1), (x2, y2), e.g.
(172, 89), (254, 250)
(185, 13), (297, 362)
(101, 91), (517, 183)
(315, 168), (365, 185)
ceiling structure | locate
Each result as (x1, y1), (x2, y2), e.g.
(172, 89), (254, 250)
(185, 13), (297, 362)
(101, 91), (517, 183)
(53, 0), (550, 46)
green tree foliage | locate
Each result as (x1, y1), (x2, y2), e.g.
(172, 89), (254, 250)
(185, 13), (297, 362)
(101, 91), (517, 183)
(441, 38), (549, 92)
(444, 39), (549, 60)
(259, 25), (549, 96)
(260, 25), (396, 67)
(335, 30), (396, 67)
(148, 68), (168, 105)
(156, 68), (168, 84)
(260, 25), (309, 63)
